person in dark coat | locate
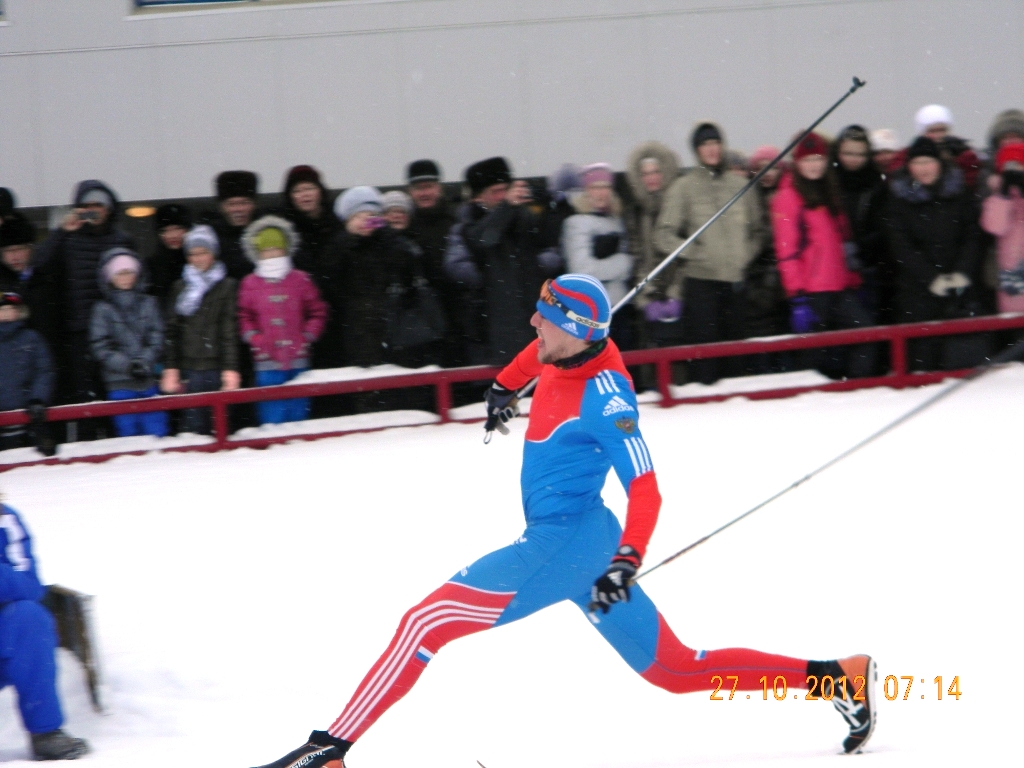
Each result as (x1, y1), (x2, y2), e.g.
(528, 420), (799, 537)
(278, 165), (343, 370)
(456, 157), (562, 365)
(161, 225), (240, 434)
(405, 160), (462, 366)
(0, 292), (55, 454)
(330, 187), (420, 367)
(199, 171), (261, 281)
(89, 248), (168, 437)
(34, 180), (135, 414)
(832, 125), (891, 323)
(887, 137), (982, 370)
(147, 203), (192, 299)
(0, 212), (62, 355)
(0, 187), (15, 221)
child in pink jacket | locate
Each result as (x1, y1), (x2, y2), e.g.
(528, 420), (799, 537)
(237, 216), (328, 424)
(771, 132), (875, 377)
(981, 143), (1024, 313)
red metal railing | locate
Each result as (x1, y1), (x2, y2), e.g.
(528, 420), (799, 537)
(1, 313), (1022, 471)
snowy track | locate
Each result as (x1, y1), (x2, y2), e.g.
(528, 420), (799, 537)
(1, 366), (1021, 767)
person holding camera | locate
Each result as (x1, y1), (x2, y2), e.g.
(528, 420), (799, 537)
(89, 248), (168, 438)
(456, 157), (563, 365)
(981, 143), (1024, 313)
(35, 181), (134, 429)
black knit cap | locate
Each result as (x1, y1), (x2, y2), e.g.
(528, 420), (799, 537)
(154, 203), (192, 231)
(0, 188), (15, 219)
(691, 122), (722, 151)
(465, 157), (512, 196)
(407, 159), (442, 184)
(283, 165), (324, 195)
(216, 170), (259, 201)
(0, 212), (36, 249)
(907, 136), (941, 161)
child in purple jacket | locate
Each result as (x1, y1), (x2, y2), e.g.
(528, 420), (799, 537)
(237, 216), (328, 424)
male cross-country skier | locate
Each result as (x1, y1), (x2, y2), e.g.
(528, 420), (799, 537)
(254, 273), (876, 768)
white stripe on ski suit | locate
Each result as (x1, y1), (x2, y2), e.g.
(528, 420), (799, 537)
(331, 599), (506, 738)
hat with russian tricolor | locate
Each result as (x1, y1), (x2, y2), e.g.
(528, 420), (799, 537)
(537, 274), (612, 342)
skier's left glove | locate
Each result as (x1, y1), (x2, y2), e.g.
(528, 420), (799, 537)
(591, 545), (641, 614)
(483, 382), (520, 436)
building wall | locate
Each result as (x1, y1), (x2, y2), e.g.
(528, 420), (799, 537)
(1, 0), (1021, 206)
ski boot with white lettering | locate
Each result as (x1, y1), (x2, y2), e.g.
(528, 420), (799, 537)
(251, 731), (352, 768)
(807, 655), (877, 753)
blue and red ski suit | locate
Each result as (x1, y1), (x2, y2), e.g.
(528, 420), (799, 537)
(329, 340), (807, 742)
(0, 505), (64, 735)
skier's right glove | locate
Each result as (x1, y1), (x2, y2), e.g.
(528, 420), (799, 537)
(483, 382), (520, 436)
(590, 546), (641, 614)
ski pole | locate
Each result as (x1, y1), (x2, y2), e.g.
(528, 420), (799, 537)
(584, 336), (1024, 621)
(484, 76), (867, 442)
(635, 335), (1024, 582)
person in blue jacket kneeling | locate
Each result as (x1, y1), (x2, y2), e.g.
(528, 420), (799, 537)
(0, 502), (89, 760)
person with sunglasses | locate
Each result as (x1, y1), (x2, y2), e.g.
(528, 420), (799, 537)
(250, 274), (876, 768)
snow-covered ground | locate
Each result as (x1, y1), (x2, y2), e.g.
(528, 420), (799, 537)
(1, 365), (1020, 768)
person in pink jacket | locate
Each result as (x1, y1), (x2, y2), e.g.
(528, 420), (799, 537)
(237, 215), (328, 424)
(771, 132), (876, 378)
(981, 143), (1024, 314)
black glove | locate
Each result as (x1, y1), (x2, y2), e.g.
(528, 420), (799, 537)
(1002, 169), (1024, 197)
(130, 359), (149, 381)
(591, 232), (622, 260)
(590, 545), (641, 614)
(25, 400), (56, 458)
(483, 382), (520, 436)
(26, 400), (46, 425)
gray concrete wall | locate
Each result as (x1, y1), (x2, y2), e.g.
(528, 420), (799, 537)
(1, 0), (1021, 207)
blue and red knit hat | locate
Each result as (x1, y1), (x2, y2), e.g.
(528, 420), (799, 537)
(536, 274), (612, 342)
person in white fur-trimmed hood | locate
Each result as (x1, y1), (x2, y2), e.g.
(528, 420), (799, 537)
(236, 215), (328, 425)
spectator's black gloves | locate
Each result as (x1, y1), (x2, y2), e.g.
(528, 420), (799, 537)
(130, 359), (149, 381)
(590, 545), (641, 614)
(26, 400), (46, 425)
(591, 232), (622, 260)
(25, 400), (56, 457)
(483, 382), (520, 436)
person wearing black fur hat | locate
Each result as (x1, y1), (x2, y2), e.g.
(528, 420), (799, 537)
(35, 180), (135, 423)
(0, 213), (62, 355)
(404, 159), (461, 366)
(447, 157), (562, 365)
(199, 170), (261, 281)
(276, 165), (343, 371)
(148, 203), (192, 299)
(887, 136), (983, 370)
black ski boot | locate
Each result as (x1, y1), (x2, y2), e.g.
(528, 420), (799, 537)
(808, 655), (877, 753)
(30, 730), (90, 760)
(252, 731), (352, 768)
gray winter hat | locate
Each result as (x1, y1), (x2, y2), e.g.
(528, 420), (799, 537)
(183, 224), (220, 257)
(335, 186), (383, 221)
(381, 190), (413, 214)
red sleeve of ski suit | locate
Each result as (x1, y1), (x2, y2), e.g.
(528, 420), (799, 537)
(495, 339), (544, 391)
(621, 471), (662, 561)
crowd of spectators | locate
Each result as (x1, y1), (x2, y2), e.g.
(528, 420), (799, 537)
(2, 103), (1024, 454)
